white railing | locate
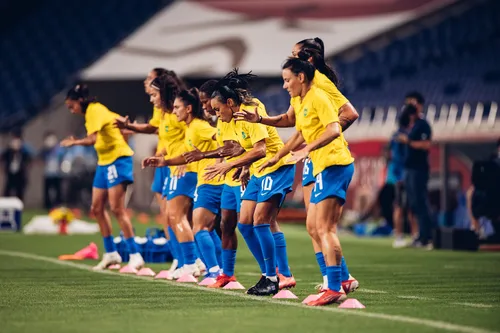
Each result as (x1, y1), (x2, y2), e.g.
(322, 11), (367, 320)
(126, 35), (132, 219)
(343, 101), (500, 142)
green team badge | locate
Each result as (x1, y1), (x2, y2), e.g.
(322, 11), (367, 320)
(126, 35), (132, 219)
(303, 108), (309, 117)
(242, 132), (247, 139)
(164, 125), (169, 132)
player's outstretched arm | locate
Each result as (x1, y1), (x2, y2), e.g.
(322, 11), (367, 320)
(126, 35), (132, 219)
(60, 132), (97, 147)
(115, 116), (157, 134)
(235, 105), (296, 128)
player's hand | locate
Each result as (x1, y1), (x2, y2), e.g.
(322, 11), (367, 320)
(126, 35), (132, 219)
(114, 116), (130, 129)
(258, 155), (279, 173)
(234, 107), (260, 123)
(219, 141), (245, 158)
(287, 148), (309, 163)
(183, 148), (204, 163)
(173, 165), (186, 178)
(142, 156), (165, 169)
(60, 136), (76, 147)
(238, 167), (250, 190)
(204, 161), (232, 181)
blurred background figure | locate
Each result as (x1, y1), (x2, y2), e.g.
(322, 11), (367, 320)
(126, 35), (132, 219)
(398, 94), (433, 249)
(1, 130), (33, 201)
(40, 131), (65, 209)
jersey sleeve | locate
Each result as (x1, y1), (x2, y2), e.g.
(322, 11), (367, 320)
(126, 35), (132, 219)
(315, 93), (339, 127)
(85, 105), (106, 135)
(149, 107), (161, 127)
(196, 120), (217, 141)
(246, 122), (269, 146)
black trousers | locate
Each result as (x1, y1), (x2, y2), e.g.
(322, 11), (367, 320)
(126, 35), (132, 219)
(3, 174), (26, 200)
(44, 176), (62, 209)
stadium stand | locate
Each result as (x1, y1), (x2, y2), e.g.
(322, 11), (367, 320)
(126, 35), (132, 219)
(253, 0), (500, 138)
(0, 0), (170, 131)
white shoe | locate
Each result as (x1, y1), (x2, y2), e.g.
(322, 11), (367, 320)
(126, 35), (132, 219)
(171, 267), (183, 280)
(173, 263), (201, 279)
(393, 238), (408, 249)
(196, 258), (207, 275)
(92, 251), (122, 271)
(127, 253), (145, 270)
(168, 259), (179, 273)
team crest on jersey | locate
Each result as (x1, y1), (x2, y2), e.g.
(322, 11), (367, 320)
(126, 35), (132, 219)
(164, 125), (169, 132)
(303, 108), (309, 117)
(241, 132), (247, 139)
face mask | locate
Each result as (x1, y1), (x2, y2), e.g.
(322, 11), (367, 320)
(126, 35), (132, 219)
(10, 139), (22, 150)
(44, 135), (58, 148)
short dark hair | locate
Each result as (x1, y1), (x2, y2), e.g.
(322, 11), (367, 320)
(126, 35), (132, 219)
(199, 80), (218, 96)
(405, 91), (425, 105)
(282, 58), (316, 83)
(66, 83), (97, 112)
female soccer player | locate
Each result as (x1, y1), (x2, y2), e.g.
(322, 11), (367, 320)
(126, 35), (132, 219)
(115, 68), (186, 273)
(61, 84), (144, 271)
(142, 88), (225, 278)
(182, 80), (247, 288)
(235, 37), (358, 293)
(281, 58), (354, 305)
(204, 71), (296, 296)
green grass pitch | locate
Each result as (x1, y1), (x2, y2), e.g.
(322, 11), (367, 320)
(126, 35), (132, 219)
(0, 211), (499, 333)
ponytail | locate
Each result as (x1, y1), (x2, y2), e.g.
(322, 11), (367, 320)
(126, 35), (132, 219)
(212, 68), (257, 106)
(178, 88), (204, 120)
(296, 37), (340, 86)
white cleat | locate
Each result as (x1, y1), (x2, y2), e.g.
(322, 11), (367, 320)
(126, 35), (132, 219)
(168, 259), (179, 273)
(173, 263), (201, 280)
(92, 251), (122, 271)
(195, 258), (207, 276)
(127, 253), (145, 271)
(393, 238), (408, 249)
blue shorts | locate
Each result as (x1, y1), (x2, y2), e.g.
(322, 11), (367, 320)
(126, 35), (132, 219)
(302, 158), (315, 187)
(151, 166), (170, 194)
(311, 163), (354, 205)
(93, 156), (134, 189)
(242, 165), (295, 205)
(221, 184), (243, 213)
(194, 184), (223, 215)
(163, 171), (197, 200)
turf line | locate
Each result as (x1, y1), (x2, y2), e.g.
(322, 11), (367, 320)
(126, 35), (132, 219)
(0, 249), (497, 333)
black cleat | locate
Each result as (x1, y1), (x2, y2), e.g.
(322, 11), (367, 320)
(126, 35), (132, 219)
(246, 275), (267, 294)
(247, 277), (279, 296)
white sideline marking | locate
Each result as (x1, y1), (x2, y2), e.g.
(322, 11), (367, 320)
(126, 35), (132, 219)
(397, 295), (432, 300)
(358, 288), (388, 294)
(0, 250), (497, 333)
(452, 303), (494, 309)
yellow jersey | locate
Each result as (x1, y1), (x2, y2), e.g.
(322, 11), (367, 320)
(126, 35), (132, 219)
(291, 86), (353, 176)
(313, 70), (349, 109)
(85, 102), (134, 165)
(233, 100), (293, 178)
(157, 112), (196, 174)
(148, 107), (165, 154)
(216, 118), (241, 187)
(185, 118), (224, 186)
